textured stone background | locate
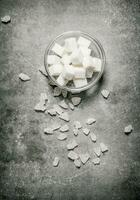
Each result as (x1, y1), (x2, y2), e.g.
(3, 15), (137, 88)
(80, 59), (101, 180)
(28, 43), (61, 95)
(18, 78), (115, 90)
(0, 0), (140, 199)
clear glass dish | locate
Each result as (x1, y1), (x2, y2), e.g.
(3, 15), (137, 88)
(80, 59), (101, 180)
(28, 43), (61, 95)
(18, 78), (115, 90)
(44, 31), (105, 93)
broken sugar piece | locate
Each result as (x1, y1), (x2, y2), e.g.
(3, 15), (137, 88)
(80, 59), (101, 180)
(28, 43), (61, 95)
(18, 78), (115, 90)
(124, 124), (133, 134)
(56, 74), (68, 86)
(61, 89), (68, 98)
(44, 128), (53, 135)
(90, 133), (97, 142)
(86, 118), (96, 125)
(64, 37), (77, 53)
(68, 151), (78, 160)
(73, 78), (87, 88)
(53, 87), (62, 97)
(92, 158), (100, 165)
(82, 128), (90, 136)
(60, 124), (69, 132)
(47, 55), (60, 65)
(59, 112), (70, 122)
(101, 89), (110, 99)
(39, 65), (48, 77)
(71, 97), (81, 106)
(59, 100), (68, 109)
(94, 147), (101, 157)
(74, 159), (81, 168)
(77, 36), (91, 47)
(74, 121), (82, 129)
(40, 93), (48, 105)
(53, 157), (60, 167)
(60, 54), (71, 65)
(52, 43), (64, 57)
(47, 108), (56, 116)
(57, 133), (67, 141)
(67, 140), (78, 150)
(79, 153), (90, 164)
(92, 57), (102, 72)
(1, 15), (11, 23)
(68, 102), (75, 110)
(49, 64), (63, 76)
(19, 73), (30, 81)
(73, 129), (79, 136)
(53, 104), (63, 115)
(34, 103), (46, 112)
(52, 124), (61, 131)
(100, 143), (108, 153)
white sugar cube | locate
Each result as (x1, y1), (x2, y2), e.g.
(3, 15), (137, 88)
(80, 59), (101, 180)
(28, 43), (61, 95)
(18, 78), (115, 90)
(73, 67), (86, 79)
(62, 65), (75, 80)
(52, 43), (64, 57)
(73, 78), (87, 88)
(56, 74), (68, 86)
(77, 36), (91, 47)
(92, 57), (102, 72)
(79, 46), (91, 56)
(61, 54), (71, 65)
(49, 64), (63, 76)
(47, 55), (60, 65)
(70, 49), (83, 65)
(83, 56), (93, 68)
(64, 37), (77, 53)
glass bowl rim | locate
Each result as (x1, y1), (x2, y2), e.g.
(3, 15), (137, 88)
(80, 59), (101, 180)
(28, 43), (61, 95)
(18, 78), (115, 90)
(44, 31), (106, 93)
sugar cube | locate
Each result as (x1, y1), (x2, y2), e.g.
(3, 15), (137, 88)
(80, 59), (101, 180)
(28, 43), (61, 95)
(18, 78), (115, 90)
(73, 78), (87, 88)
(61, 54), (71, 65)
(49, 64), (63, 76)
(92, 57), (102, 72)
(77, 36), (91, 47)
(79, 46), (91, 56)
(70, 49), (83, 65)
(73, 67), (86, 79)
(56, 74), (68, 86)
(47, 55), (60, 65)
(52, 43), (64, 57)
(64, 37), (77, 53)
(61, 65), (75, 80)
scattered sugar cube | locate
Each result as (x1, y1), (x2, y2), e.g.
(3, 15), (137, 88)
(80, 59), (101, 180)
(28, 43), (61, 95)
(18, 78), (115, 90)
(70, 49), (83, 65)
(59, 100), (68, 109)
(57, 133), (67, 141)
(79, 46), (91, 56)
(64, 37), (77, 53)
(124, 124), (133, 134)
(53, 87), (62, 97)
(90, 133), (97, 142)
(94, 147), (101, 157)
(73, 78), (87, 88)
(73, 67), (86, 79)
(39, 65), (48, 77)
(52, 124), (61, 131)
(61, 89), (68, 98)
(74, 159), (81, 168)
(49, 64), (63, 76)
(71, 97), (81, 106)
(19, 73), (30, 81)
(77, 36), (91, 47)
(56, 74), (68, 86)
(52, 43), (64, 57)
(59, 112), (70, 122)
(82, 128), (90, 136)
(67, 140), (78, 150)
(53, 104), (63, 115)
(47, 55), (60, 65)
(79, 153), (90, 164)
(92, 158), (100, 165)
(47, 108), (56, 116)
(1, 15), (11, 23)
(34, 103), (46, 112)
(62, 65), (75, 80)
(73, 129), (78, 136)
(61, 54), (71, 65)
(92, 57), (102, 72)
(68, 102), (75, 110)
(74, 121), (82, 129)
(86, 118), (96, 125)
(68, 151), (78, 160)
(101, 89), (110, 99)
(100, 143), (108, 153)
(60, 124), (69, 132)
(44, 128), (53, 135)
(53, 157), (60, 167)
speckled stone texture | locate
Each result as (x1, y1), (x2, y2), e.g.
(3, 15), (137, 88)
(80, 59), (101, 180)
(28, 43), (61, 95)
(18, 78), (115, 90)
(0, 0), (140, 199)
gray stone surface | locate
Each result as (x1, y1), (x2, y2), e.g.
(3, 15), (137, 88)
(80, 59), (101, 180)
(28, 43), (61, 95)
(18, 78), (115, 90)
(0, 0), (140, 199)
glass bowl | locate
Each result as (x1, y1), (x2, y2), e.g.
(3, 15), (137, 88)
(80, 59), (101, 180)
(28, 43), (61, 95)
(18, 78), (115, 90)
(44, 31), (105, 93)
